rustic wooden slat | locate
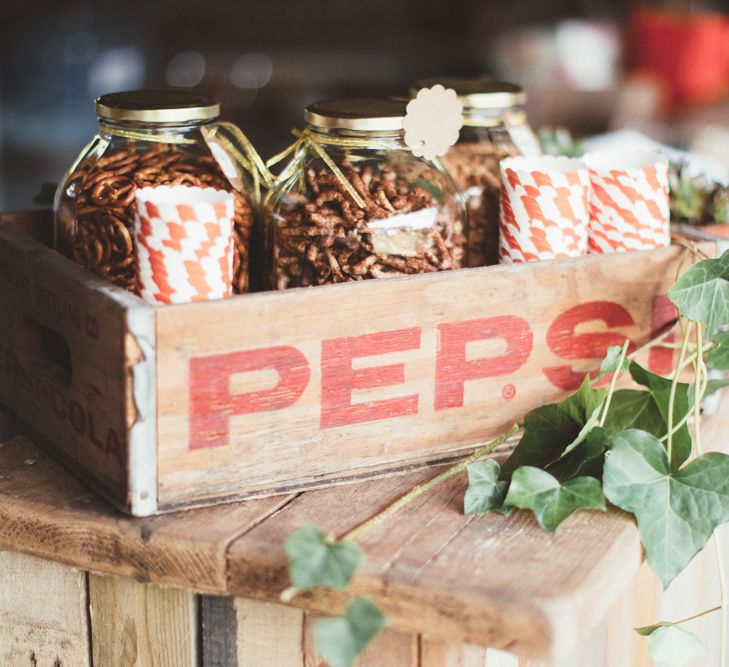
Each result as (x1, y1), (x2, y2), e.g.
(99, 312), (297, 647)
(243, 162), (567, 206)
(0, 436), (296, 593)
(0, 550), (90, 666)
(88, 574), (198, 667)
(235, 598), (304, 667)
(154, 239), (688, 510)
(201, 596), (239, 667)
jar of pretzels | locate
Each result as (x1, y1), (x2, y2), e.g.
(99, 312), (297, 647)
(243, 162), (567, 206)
(412, 78), (540, 267)
(264, 98), (466, 289)
(54, 90), (259, 293)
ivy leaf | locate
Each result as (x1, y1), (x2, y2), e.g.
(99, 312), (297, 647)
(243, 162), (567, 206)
(605, 390), (665, 434)
(504, 466), (606, 532)
(667, 250), (729, 334)
(704, 378), (729, 398)
(464, 460), (509, 515)
(624, 361), (691, 470)
(708, 331), (729, 369)
(603, 429), (729, 588)
(314, 597), (387, 667)
(594, 345), (630, 384)
(501, 376), (606, 477)
(635, 622), (670, 636)
(285, 525), (362, 590)
(636, 624), (707, 665)
(547, 427), (609, 481)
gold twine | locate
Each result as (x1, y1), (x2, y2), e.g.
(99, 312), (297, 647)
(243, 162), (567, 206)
(101, 125), (197, 145)
(266, 128), (401, 210)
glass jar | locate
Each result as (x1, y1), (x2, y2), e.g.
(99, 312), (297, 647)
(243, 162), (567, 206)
(54, 90), (256, 293)
(264, 98), (466, 289)
(412, 78), (540, 267)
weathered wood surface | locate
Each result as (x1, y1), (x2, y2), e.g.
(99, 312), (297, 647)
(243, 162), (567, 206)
(0, 436), (295, 593)
(0, 551), (90, 667)
(155, 242), (684, 510)
(89, 574), (198, 667)
(0, 430), (644, 661)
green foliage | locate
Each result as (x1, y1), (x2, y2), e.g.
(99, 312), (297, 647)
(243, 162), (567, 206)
(464, 460), (509, 515)
(503, 467), (605, 532)
(603, 429), (729, 588)
(546, 427), (609, 481)
(537, 127), (583, 158)
(668, 250), (729, 335)
(314, 598), (387, 667)
(285, 525), (362, 590)
(501, 376), (606, 476)
(626, 361), (691, 470)
(636, 623), (707, 665)
(708, 331), (729, 369)
(594, 344), (631, 383)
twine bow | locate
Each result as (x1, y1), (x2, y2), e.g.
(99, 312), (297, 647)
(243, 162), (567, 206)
(266, 128), (400, 210)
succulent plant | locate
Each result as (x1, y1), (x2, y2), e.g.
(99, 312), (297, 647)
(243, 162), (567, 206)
(669, 161), (729, 227)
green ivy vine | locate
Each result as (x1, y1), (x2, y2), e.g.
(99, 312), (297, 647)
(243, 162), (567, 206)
(284, 246), (729, 667)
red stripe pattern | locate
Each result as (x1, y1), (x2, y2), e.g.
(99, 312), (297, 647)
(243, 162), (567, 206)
(133, 186), (235, 305)
(498, 157), (590, 264)
(587, 161), (670, 253)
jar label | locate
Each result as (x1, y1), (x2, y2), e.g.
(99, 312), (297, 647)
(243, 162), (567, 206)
(202, 126), (245, 192)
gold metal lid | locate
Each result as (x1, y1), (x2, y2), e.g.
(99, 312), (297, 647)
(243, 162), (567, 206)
(305, 98), (407, 132)
(411, 77), (526, 110)
(95, 90), (220, 123)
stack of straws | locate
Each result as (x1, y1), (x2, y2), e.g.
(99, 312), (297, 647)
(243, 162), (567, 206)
(134, 186), (235, 304)
(499, 150), (670, 263)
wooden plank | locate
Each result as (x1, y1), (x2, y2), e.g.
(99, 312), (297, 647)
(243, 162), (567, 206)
(236, 598), (304, 667)
(155, 242), (687, 509)
(0, 216), (153, 513)
(0, 436), (295, 593)
(226, 459), (642, 660)
(0, 550), (90, 666)
(88, 574), (197, 667)
(303, 612), (418, 667)
(201, 596), (239, 667)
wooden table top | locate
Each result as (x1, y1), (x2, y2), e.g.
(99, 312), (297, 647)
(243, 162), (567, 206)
(8, 407), (715, 660)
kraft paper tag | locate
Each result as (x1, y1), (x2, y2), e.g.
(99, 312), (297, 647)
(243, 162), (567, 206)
(404, 85), (464, 161)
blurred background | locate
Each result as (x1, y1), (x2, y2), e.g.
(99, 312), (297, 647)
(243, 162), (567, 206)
(2, 0), (729, 208)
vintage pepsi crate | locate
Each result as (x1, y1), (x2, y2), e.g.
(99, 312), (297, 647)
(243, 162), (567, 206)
(0, 211), (701, 515)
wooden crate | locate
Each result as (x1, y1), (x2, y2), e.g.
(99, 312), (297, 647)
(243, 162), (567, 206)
(0, 211), (703, 516)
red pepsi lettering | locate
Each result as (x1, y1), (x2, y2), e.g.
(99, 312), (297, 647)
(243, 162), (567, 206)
(189, 346), (310, 450)
(435, 316), (533, 410)
(321, 328), (420, 429)
(544, 301), (635, 390)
